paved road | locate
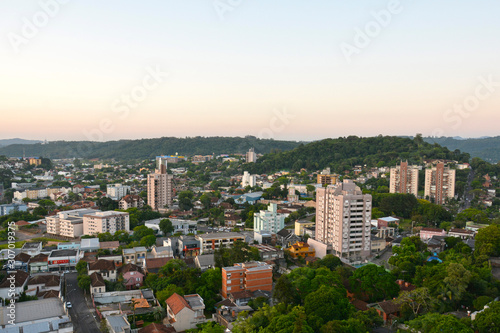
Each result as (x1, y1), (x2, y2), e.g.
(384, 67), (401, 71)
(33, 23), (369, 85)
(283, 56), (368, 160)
(65, 272), (101, 333)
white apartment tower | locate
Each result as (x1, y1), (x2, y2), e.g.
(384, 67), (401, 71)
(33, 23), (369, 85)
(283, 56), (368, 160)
(424, 162), (456, 205)
(147, 165), (174, 211)
(241, 171), (256, 188)
(254, 203), (285, 233)
(315, 180), (372, 261)
(246, 148), (257, 163)
(389, 161), (419, 196)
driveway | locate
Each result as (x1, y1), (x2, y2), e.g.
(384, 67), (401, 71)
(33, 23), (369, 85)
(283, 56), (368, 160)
(65, 272), (101, 333)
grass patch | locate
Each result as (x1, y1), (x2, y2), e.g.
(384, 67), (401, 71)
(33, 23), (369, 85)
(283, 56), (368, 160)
(0, 241), (26, 250)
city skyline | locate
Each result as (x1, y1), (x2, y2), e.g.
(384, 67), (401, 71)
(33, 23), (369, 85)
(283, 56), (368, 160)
(1, 1), (499, 141)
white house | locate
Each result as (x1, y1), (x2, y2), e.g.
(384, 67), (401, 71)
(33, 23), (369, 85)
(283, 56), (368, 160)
(165, 293), (206, 332)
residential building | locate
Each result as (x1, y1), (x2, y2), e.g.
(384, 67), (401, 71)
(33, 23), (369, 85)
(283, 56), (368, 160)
(241, 171), (256, 188)
(107, 184), (131, 201)
(377, 216), (400, 228)
(317, 169), (338, 186)
(315, 180), (372, 261)
(246, 148), (257, 163)
(119, 194), (144, 210)
(0, 203), (28, 216)
(295, 220), (315, 236)
(221, 261), (273, 298)
(253, 230), (277, 245)
(29, 253), (49, 273)
(287, 242), (315, 258)
(21, 242), (42, 256)
(0, 270), (30, 300)
(83, 211), (130, 235)
(144, 218), (197, 235)
(389, 161), (419, 196)
(26, 274), (61, 298)
(28, 157), (41, 166)
(165, 293), (206, 332)
(123, 247), (147, 266)
(194, 254), (215, 272)
(196, 232), (245, 254)
(371, 236), (386, 254)
(254, 203), (285, 234)
(251, 244), (284, 261)
(276, 228), (300, 248)
(89, 259), (117, 282)
(47, 208), (99, 237)
(90, 272), (106, 295)
(448, 228), (474, 240)
(147, 165), (174, 211)
(120, 264), (144, 290)
(156, 155), (186, 169)
(424, 162), (456, 204)
(420, 228), (447, 241)
(144, 257), (172, 274)
(81, 238), (101, 252)
(151, 246), (173, 258)
(106, 315), (131, 333)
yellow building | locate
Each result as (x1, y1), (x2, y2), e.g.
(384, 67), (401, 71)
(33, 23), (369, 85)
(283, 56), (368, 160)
(295, 220), (315, 236)
(28, 158), (41, 166)
(317, 174), (338, 186)
(288, 242), (315, 258)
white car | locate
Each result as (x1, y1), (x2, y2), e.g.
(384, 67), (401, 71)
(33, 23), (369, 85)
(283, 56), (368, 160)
(66, 302), (72, 309)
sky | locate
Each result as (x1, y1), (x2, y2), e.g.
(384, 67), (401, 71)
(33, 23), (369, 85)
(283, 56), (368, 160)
(1, 0), (499, 142)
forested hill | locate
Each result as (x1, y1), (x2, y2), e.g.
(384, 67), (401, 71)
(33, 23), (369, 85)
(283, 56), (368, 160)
(245, 136), (470, 174)
(0, 136), (301, 160)
(424, 136), (500, 163)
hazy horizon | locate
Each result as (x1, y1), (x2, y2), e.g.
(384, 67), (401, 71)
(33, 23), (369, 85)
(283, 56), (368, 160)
(2, 1), (499, 141)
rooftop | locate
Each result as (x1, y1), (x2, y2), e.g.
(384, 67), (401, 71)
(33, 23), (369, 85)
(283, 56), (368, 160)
(0, 298), (67, 326)
(197, 232), (245, 240)
(49, 249), (78, 258)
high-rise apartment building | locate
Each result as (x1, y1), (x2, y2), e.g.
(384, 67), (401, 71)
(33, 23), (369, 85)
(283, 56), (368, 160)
(83, 211), (130, 235)
(246, 148), (257, 163)
(424, 162), (455, 205)
(315, 180), (372, 261)
(147, 165), (174, 211)
(221, 261), (273, 298)
(389, 161), (419, 196)
(241, 171), (256, 188)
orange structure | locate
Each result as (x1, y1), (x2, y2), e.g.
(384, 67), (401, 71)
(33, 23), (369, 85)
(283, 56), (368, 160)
(287, 241), (315, 258)
(221, 262), (273, 298)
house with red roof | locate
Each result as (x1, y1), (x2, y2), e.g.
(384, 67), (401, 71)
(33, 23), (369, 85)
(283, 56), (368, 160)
(165, 293), (206, 332)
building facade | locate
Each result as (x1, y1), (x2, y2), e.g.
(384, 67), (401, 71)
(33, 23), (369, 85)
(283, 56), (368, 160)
(107, 184), (131, 201)
(83, 211), (130, 235)
(424, 162), (456, 205)
(253, 203), (285, 234)
(245, 148), (257, 163)
(389, 161), (419, 196)
(222, 261), (273, 298)
(147, 165), (174, 210)
(315, 180), (372, 261)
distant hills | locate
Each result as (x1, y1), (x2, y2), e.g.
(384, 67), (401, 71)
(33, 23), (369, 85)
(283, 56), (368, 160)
(0, 138), (42, 147)
(424, 136), (500, 163)
(245, 136), (471, 174)
(0, 136), (301, 160)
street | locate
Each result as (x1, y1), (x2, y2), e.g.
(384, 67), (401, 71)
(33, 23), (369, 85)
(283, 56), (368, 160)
(65, 272), (101, 333)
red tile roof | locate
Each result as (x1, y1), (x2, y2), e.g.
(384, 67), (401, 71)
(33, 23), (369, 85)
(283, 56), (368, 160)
(139, 323), (176, 333)
(166, 293), (190, 315)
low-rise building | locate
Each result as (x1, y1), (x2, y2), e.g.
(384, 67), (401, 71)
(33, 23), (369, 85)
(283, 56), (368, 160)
(123, 247), (147, 266)
(222, 261), (273, 298)
(287, 242), (315, 258)
(26, 274), (61, 298)
(89, 259), (117, 282)
(165, 293), (206, 332)
(196, 232), (245, 255)
(251, 244), (284, 261)
(21, 242), (42, 256)
(420, 228), (447, 241)
(0, 270), (30, 300)
(119, 194), (144, 210)
(90, 272), (106, 295)
(295, 220), (315, 236)
(47, 249), (82, 271)
(194, 254), (215, 272)
(448, 228), (474, 239)
(371, 236), (386, 254)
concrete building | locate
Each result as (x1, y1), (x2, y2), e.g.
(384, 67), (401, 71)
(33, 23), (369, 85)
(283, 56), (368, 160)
(315, 180), (372, 261)
(317, 174), (338, 186)
(253, 203), (285, 234)
(47, 208), (99, 237)
(424, 162), (456, 205)
(250, 244), (284, 261)
(144, 218), (197, 235)
(119, 195), (144, 210)
(89, 259), (117, 282)
(0, 270), (30, 300)
(389, 161), (419, 196)
(222, 262), (273, 298)
(123, 247), (147, 266)
(241, 171), (256, 188)
(196, 232), (245, 254)
(295, 220), (315, 236)
(287, 242), (315, 258)
(83, 211), (130, 236)
(0, 203), (28, 216)
(47, 249), (82, 271)
(147, 165), (174, 211)
(246, 148), (257, 163)
(165, 293), (206, 332)
(0, 298), (73, 332)
(419, 227), (447, 241)
(107, 184), (131, 201)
